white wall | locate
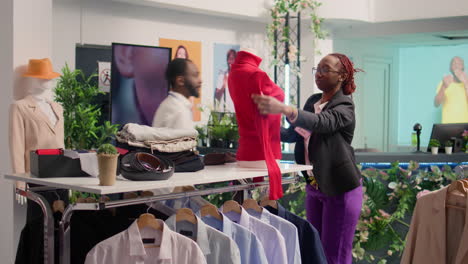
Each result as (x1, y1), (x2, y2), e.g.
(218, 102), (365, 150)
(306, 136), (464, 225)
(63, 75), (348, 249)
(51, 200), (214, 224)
(319, 0), (372, 22)
(374, 0), (468, 22)
(113, 0), (273, 21)
(0, 0), (15, 262)
(113, 0), (468, 24)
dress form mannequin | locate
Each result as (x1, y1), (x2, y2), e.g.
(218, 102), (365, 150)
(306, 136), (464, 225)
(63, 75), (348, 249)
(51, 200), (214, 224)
(237, 48), (267, 168)
(228, 50), (284, 199)
(234, 47), (280, 169)
(9, 58), (64, 175)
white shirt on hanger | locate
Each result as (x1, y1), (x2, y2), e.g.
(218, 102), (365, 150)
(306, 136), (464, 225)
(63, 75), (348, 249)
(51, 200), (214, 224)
(222, 206), (288, 264)
(165, 215), (241, 264)
(152, 91), (194, 130)
(201, 212), (269, 264)
(85, 219), (206, 264)
(246, 208), (302, 264)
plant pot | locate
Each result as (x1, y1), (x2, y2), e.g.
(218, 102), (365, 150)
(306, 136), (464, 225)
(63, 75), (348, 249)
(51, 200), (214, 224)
(97, 154), (119, 186)
(210, 139), (228, 149)
(431, 147), (439, 155)
(445, 147), (453, 155)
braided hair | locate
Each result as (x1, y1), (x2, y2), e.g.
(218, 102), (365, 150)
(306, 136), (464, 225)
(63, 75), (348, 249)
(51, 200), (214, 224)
(329, 53), (363, 95)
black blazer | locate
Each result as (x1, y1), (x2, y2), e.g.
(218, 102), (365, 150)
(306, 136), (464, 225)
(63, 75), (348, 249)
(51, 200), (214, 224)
(281, 90), (361, 196)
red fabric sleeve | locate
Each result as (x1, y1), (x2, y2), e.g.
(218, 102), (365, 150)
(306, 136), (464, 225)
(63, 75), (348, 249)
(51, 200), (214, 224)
(253, 72), (283, 200)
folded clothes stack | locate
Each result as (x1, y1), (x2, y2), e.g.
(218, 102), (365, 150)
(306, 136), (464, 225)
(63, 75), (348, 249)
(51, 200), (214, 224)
(116, 123), (204, 172)
(116, 123), (198, 153)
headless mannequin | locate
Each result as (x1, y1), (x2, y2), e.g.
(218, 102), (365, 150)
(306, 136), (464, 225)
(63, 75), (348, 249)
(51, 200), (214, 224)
(29, 78), (58, 126)
(10, 77), (64, 188)
(236, 47), (279, 169)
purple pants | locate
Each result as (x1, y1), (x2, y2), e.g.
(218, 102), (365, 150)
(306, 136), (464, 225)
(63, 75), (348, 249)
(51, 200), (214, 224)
(306, 184), (363, 264)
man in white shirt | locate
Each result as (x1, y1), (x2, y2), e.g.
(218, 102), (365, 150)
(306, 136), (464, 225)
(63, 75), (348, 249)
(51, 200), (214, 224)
(152, 58), (202, 129)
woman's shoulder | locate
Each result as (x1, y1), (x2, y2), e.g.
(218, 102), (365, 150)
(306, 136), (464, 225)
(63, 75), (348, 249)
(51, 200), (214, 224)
(304, 93), (322, 106)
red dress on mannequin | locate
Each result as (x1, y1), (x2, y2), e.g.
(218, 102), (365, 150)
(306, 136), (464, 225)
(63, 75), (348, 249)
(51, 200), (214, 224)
(228, 51), (284, 199)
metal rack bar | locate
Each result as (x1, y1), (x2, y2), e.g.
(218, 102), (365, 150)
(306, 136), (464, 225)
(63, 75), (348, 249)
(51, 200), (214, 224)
(16, 188), (55, 264)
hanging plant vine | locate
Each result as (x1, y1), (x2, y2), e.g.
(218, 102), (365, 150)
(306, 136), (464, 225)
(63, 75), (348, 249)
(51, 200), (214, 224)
(267, 0), (327, 78)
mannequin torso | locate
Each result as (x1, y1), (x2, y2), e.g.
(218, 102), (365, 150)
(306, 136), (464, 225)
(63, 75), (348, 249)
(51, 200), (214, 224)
(10, 77), (64, 174)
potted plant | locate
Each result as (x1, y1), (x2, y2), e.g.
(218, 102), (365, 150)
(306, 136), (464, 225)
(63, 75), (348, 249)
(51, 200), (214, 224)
(444, 140), (453, 155)
(55, 64), (119, 149)
(209, 125), (229, 148)
(97, 144), (119, 186)
(208, 111), (231, 148)
(227, 126), (239, 149)
(429, 139), (441, 155)
(195, 125), (207, 147)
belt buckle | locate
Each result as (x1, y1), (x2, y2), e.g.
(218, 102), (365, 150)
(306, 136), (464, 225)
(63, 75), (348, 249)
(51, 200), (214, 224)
(308, 176), (319, 190)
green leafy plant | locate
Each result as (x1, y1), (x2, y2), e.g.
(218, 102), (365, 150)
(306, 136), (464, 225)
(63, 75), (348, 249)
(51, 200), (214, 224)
(444, 140), (453, 147)
(97, 143), (118, 155)
(267, 0), (327, 77)
(428, 139), (441, 148)
(274, 161), (461, 263)
(207, 112), (238, 148)
(195, 125), (207, 141)
(55, 64), (119, 149)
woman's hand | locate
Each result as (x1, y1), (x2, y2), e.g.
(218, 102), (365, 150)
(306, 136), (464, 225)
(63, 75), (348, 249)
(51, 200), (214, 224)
(252, 94), (288, 115)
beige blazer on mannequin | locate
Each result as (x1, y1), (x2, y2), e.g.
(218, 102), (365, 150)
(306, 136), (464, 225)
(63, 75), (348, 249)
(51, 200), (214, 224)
(401, 186), (468, 264)
(9, 95), (64, 174)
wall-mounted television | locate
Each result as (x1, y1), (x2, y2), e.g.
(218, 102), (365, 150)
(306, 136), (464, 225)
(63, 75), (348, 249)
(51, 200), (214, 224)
(111, 43), (171, 126)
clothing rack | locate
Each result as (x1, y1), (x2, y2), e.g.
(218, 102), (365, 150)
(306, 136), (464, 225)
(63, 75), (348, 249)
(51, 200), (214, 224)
(5, 162), (311, 264)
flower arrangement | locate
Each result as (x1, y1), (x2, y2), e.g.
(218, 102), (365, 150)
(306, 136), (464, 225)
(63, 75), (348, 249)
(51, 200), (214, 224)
(462, 130), (468, 152)
(267, 0), (327, 77)
(462, 130), (468, 141)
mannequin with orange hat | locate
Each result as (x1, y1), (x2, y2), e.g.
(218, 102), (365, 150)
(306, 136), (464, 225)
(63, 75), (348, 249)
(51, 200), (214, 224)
(9, 58), (65, 200)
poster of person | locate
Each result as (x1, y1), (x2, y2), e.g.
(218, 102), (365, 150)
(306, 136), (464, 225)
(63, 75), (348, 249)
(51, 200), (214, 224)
(98, 61), (111, 92)
(159, 38), (202, 121)
(213, 43), (240, 112)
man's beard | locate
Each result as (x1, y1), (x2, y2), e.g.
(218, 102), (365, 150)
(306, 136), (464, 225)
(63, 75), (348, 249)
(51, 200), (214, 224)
(186, 82), (200, 98)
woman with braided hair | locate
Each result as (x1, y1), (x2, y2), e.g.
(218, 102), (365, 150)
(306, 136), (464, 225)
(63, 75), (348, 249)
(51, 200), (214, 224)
(252, 53), (363, 264)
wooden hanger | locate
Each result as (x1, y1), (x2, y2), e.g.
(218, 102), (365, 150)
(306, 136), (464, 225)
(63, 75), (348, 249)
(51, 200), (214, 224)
(137, 213), (162, 248)
(446, 180), (467, 210)
(448, 180), (467, 196)
(460, 179), (468, 189)
(173, 185), (196, 193)
(259, 196), (278, 209)
(140, 191), (154, 197)
(242, 199), (263, 213)
(200, 203), (222, 221)
(222, 200), (242, 214)
(138, 213), (163, 230)
(176, 208), (197, 224)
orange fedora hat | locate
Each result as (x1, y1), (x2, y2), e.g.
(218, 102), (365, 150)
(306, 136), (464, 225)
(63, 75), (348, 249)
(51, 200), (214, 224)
(22, 58), (61, 79)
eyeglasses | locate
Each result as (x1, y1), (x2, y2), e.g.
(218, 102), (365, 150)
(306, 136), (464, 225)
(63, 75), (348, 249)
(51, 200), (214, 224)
(312, 67), (343, 75)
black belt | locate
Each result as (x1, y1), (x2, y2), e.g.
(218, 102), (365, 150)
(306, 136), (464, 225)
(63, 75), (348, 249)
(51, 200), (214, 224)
(120, 152), (174, 181)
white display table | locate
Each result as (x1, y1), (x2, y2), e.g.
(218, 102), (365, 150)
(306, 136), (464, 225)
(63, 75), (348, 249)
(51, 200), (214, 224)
(4, 162), (311, 264)
(5, 162), (310, 194)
